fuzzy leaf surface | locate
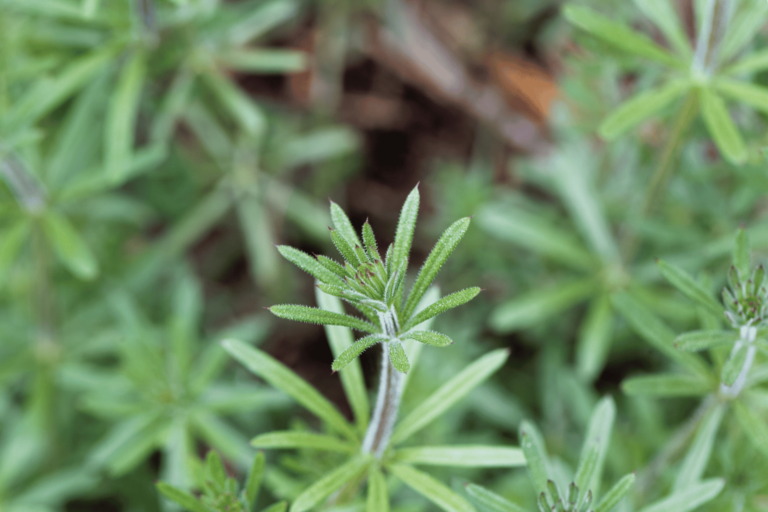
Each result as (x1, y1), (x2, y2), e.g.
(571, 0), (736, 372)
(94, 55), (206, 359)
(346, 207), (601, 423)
(403, 217), (470, 318)
(269, 305), (377, 333)
(404, 287), (481, 331)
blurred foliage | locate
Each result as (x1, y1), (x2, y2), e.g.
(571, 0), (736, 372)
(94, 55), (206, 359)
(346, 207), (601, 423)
(1, 0), (768, 511)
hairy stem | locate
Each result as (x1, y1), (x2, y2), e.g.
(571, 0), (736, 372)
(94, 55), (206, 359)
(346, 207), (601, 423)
(692, 0), (734, 77)
(362, 308), (404, 458)
(720, 325), (757, 398)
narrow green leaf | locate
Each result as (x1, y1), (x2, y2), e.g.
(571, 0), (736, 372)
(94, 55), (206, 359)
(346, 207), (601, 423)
(465, 483), (528, 512)
(563, 5), (683, 67)
(217, 49), (306, 73)
(490, 279), (595, 333)
(331, 334), (386, 372)
(612, 293), (710, 377)
(734, 401), (768, 459)
(732, 228), (751, 277)
(635, 479), (724, 512)
(724, 48), (768, 75)
(576, 295), (614, 381)
(278, 246), (344, 286)
(42, 213), (98, 280)
(222, 339), (357, 440)
(674, 403), (725, 490)
(699, 87), (747, 165)
(330, 200), (363, 249)
(237, 195), (279, 288)
(251, 432), (355, 452)
(105, 51), (145, 180)
(205, 451), (226, 488)
(3, 46), (114, 132)
(720, 0), (768, 62)
(389, 342), (410, 373)
(582, 396), (615, 497)
(0, 220), (30, 277)
(632, 0), (691, 58)
(391, 349), (509, 444)
(402, 330), (453, 347)
(478, 203), (594, 271)
(551, 143), (619, 262)
(156, 483), (208, 512)
(657, 260), (723, 316)
(395, 446), (525, 467)
(192, 413), (253, 467)
(245, 451), (265, 505)
(202, 70), (265, 137)
(227, 0), (298, 46)
(573, 444), (599, 503)
(269, 305), (377, 333)
(367, 466), (389, 512)
(388, 463), (474, 512)
(714, 79), (768, 116)
(362, 221), (381, 262)
(316, 288), (370, 431)
(151, 69), (194, 144)
(599, 80), (690, 140)
(674, 330), (737, 352)
(403, 217), (471, 318)
(594, 473), (636, 512)
(391, 186), (420, 280)
(263, 502), (288, 512)
(622, 374), (713, 397)
(290, 457), (371, 512)
(404, 287), (481, 331)
(330, 229), (362, 267)
(519, 420), (549, 495)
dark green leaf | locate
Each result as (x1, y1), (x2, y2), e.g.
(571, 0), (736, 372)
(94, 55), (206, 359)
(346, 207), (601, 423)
(269, 305), (377, 333)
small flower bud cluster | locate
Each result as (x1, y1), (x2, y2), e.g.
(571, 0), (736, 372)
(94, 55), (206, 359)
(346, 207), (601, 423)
(723, 264), (768, 328)
(318, 221), (407, 314)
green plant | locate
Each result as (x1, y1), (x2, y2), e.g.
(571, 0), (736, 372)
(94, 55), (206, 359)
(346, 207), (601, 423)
(464, 398), (724, 512)
(157, 451), (286, 512)
(564, 0), (768, 167)
(222, 189), (522, 511)
(82, 270), (287, 487)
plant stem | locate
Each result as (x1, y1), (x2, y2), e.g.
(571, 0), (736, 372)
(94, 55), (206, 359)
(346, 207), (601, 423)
(622, 92), (698, 259)
(720, 325), (757, 398)
(692, 0), (734, 77)
(641, 92), (699, 217)
(362, 308), (404, 458)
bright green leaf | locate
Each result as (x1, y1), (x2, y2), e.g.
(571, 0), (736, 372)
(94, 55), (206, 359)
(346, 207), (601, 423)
(388, 463), (474, 512)
(403, 217), (471, 318)
(42, 213), (98, 280)
(251, 431), (355, 452)
(635, 479), (724, 512)
(674, 403), (725, 490)
(391, 349), (509, 445)
(401, 330), (453, 347)
(563, 5), (683, 67)
(599, 80), (690, 140)
(222, 339), (357, 440)
(622, 374), (713, 397)
(465, 483), (528, 512)
(105, 51), (145, 180)
(269, 305), (377, 333)
(699, 87), (747, 165)
(657, 260), (723, 317)
(395, 446), (525, 467)
(367, 466), (389, 512)
(404, 287), (480, 331)
(519, 420), (549, 495)
(594, 473), (636, 512)
(675, 330), (736, 352)
(290, 457), (371, 512)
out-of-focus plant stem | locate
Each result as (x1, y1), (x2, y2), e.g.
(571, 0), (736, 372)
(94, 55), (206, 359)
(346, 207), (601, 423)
(692, 0), (734, 78)
(642, 92), (699, 216)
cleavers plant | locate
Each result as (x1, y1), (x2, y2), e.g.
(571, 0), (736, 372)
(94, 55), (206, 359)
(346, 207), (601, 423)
(221, 187), (523, 511)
